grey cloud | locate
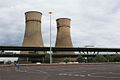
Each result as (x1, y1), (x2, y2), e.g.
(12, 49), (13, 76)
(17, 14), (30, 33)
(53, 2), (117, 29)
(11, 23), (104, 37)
(0, 0), (120, 48)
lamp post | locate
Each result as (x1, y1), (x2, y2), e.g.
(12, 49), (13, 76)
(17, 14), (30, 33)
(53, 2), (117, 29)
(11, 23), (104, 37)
(48, 12), (53, 64)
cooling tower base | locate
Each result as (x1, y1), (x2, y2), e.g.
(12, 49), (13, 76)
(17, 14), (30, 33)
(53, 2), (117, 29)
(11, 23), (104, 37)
(21, 51), (45, 54)
(55, 51), (74, 54)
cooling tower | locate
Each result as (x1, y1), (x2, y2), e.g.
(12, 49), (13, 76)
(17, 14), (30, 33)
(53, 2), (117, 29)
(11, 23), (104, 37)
(55, 18), (74, 54)
(21, 11), (44, 54)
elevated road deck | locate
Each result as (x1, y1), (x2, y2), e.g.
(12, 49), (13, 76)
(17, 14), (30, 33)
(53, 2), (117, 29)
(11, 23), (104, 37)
(0, 46), (120, 52)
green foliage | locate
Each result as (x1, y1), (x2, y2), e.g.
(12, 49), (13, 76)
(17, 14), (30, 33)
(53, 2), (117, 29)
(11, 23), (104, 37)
(87, 57), (96, 62)
(76, 55), (84, 63)
(112, 54), (120, 62)
(1, 53), (120, 63)
(105, 54), (114, 62)
(6, 61), (12, 64)
(95, 55), (107, 62)
(88, 55), (107, 63)
(44, 54), (50, 63)
(52, 54), (78, 58)
(64, 58), (71, 63)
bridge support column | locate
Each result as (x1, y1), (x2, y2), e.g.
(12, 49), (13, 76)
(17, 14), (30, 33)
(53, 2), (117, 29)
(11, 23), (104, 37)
(97, 52), (99, 54)
(1, 50), (4, 54)
(116, 52), (118, 54)
(79, 51), (82, 54)
(87, 51), (88, 54)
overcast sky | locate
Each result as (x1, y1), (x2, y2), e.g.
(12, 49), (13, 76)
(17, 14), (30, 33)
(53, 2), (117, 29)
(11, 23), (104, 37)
(0, 0), (120, 48)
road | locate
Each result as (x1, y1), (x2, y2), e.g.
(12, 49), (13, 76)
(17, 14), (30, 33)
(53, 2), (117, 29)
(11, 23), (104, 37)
(0, 64), (120, 80)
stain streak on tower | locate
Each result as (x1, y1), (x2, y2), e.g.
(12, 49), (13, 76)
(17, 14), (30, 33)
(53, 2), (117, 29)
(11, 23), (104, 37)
(55, 18), (74, 54)
(22, 11), (44, 54)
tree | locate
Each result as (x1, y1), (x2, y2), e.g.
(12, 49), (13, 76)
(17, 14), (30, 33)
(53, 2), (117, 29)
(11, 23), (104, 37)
(113, 54), (120, 62)
(64, 58), (71, 63)
(95, 55), (107, 62)
(44, 54), (50, 63)
(76, 55), (84, 63)
(105, 54), (114, 62)
(87, 57), (96, 62)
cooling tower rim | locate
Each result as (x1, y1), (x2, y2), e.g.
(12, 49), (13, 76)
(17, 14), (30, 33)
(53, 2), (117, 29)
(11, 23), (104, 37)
(56, 18), (71, 21)
(25, 11), (42, 15)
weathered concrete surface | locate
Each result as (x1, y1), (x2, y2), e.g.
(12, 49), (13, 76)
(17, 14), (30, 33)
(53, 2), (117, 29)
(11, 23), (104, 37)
(21, 11), (44, 54)
(1, 64), (120, 80)
(55, 18), (74, 54)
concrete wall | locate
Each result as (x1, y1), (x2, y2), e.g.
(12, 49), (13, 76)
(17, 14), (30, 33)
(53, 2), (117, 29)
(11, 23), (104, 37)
(21, 11), (44, 54)
(55, 18), (74, 54)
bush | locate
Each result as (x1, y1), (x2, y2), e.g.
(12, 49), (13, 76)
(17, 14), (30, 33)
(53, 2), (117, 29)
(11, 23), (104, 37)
(105, 54), (114, 62)
(95, 55), (107, 62)
(64, 58), (71, 63)
(113, 54), (120, 62)
(6, 61), (12, 64)
(44, 54), (50, 63)
(87, 57), (96, 62)
(76, 55), (84, 63)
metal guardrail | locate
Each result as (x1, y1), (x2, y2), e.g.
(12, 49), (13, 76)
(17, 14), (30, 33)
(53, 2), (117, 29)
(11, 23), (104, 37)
(0, 46), (120, 52)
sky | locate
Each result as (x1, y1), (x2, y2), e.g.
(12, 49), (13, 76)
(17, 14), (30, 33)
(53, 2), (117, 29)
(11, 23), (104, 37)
(0, 0), (120, 48)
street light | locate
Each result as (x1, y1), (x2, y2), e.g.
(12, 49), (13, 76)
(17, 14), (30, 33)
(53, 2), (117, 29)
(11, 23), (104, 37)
(48, 12), (53, 64)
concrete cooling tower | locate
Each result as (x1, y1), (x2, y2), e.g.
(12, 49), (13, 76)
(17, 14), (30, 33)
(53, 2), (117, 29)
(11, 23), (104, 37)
(22, 11), (44, 54)
(55, 18), (74, 54)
